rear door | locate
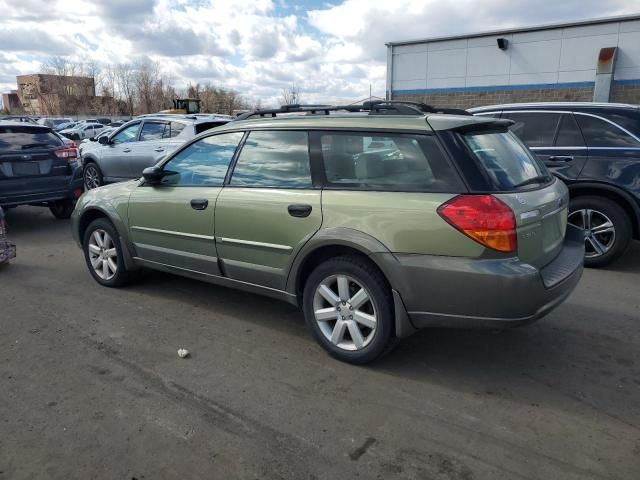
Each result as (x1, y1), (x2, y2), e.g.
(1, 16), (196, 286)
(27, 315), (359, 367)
(214, 130), (322, 290)
(501, 111), (588, 180)
(0, 125), (69, 202)
(457, 129), (569, 268)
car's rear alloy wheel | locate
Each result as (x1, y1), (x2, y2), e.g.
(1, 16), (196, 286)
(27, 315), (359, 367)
(567, 196), (632, 267)
(88, 229), (118, 281)
(303, 256), (394, 364)
(568, 208), (615, 258)
(313, 274), (377, 351)
(84, 163), (102, 190)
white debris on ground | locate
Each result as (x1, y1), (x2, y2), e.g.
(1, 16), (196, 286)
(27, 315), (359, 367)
(177, 348), (190, 358)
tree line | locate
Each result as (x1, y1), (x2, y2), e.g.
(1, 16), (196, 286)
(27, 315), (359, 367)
(26, 57), (251, 117)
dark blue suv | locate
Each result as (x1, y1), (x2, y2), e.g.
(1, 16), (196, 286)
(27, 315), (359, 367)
(0, 122), (83, 218)
(470, 102), (640, 267)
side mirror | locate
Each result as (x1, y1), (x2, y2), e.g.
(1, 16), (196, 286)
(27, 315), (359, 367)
(142, 166), (165, 184)
(98, 135), (110, 145)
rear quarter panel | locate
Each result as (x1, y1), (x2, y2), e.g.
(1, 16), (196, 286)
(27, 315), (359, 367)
(321, 190), (485, 256)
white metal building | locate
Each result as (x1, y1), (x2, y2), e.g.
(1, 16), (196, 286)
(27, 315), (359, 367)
(386, 14), (640, 107)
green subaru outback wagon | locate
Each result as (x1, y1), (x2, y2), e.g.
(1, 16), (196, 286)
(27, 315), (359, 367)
(72, 102), (584, 364)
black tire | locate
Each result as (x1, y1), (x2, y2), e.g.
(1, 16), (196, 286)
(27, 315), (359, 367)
(568, 196), (632, 268)
(302, 255), (394, 365)
(84, 162), (103, 190)
(82, 218), (135, 287)
(49, 199), (75, 219)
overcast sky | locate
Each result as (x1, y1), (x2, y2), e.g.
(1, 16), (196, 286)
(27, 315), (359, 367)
(1, 0), (639, 106)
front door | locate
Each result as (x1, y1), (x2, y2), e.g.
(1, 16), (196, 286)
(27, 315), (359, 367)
(215, 130), (322, 290)
(100, 121), (141, 180)
(128, 131), (245, 275)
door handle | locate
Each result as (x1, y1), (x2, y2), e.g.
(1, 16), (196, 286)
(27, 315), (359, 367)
(547, 155), (574, 162)
(154, 147), (165, 152)
(288, 204), (312, 218)
(190, 199), (209, 210)
(122, 148), (132, 153)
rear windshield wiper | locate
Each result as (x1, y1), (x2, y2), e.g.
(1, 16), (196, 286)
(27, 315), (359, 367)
(511, 175), (552, 189)
(21, 143), (54, 150)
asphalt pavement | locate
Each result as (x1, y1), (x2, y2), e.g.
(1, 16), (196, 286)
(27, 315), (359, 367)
(1, 206), (639, 480)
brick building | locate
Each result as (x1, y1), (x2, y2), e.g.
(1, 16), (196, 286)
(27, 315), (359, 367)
(15, 74), (96, 115)
(386, 14), (640, 109)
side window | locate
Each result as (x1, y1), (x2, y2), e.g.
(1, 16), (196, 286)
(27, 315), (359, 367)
(555, 114), (585, 147)
(230, 130), (311, 188)
(319, 132), (462, 191)
(168, 122), (186, 138)
(111, 123), (140, 144)
(139, 122), (166, 142)
(502, 112), (561, 148)
(575, 114), (640, 148)
(160, 131), (244, 187)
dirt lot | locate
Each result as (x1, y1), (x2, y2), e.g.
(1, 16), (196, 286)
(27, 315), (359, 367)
(1, 206), (639, 480)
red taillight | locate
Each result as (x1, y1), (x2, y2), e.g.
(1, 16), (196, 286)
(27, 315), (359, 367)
(55, 146), (78, 161)
(437, 195), (517, 253)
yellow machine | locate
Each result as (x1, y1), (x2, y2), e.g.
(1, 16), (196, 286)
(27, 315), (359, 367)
(161, 98), (201, 114)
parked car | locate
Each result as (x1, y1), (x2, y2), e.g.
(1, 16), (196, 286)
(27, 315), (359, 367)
(78, 127), (113, 156)
(59, 123), (106, 141)
(54, 121), (79, 132)
(72, 102), (584, 364)
(470, 102), (640, 267)
(2, 116), (37, 124)
(0, 206), (16, 264)
(37, 117), (73, 128)
(0, 122), (82, 218)
(80, 115), (231, 190)
(108, 121), (126, 128)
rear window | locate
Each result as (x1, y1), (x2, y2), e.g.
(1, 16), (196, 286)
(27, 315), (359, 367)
(0, 127), (63, 150)
(319, 132), (462, 192)
(462, 131), (550, 191)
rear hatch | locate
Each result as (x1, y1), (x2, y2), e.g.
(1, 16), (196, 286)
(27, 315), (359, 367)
(0, 125), (73, 198)
(439, 121), (569, 268)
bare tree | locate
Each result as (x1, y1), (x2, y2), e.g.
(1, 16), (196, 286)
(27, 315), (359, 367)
(280, 83), (303, 105)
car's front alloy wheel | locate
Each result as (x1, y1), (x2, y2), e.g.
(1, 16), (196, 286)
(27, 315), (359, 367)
(88, 229), (118, 281)
(83, 218), (135, 287)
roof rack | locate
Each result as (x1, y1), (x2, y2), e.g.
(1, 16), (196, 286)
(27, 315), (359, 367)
(234, 100), (471, 120)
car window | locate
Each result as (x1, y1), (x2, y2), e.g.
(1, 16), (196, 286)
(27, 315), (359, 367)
(111, 123), (140, 144)
(0, 126), (63, 150)
(230, 130), (311, 188)
(160, 132), (244, 187)
(319, 132), (462, 191)
(139, 122), (166, 141)
(555, 114), (585, 147)
(502, 112), (561, 148)
(168, 122), (186, 138)
(462, 131), (549, 190)
(575, 114), (640, 148)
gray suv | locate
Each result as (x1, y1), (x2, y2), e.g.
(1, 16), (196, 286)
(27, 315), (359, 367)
(81, 115), (230, 189)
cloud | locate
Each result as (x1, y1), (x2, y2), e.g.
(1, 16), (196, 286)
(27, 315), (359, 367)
(1, 0), (639, 107)
(0, 29), (75, 55)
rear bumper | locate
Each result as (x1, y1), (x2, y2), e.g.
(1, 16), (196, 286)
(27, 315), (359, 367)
(376, 225), (584, 329)
(0, 167), (83, 207)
